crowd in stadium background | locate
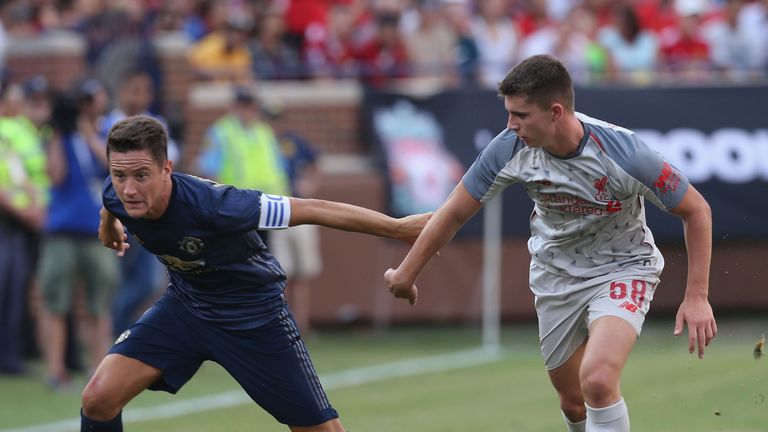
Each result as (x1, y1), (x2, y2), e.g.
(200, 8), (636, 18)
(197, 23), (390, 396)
(0, 0), (766, 391)
(0, 0), (766, 89)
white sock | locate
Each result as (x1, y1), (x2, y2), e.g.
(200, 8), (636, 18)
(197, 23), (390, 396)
(586, 398), (630, 432)
(562, 411), (586, 432)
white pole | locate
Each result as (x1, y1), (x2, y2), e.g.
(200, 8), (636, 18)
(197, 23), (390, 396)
(482, 196), (502, 352)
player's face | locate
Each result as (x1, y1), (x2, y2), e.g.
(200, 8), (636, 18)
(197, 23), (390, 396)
(109, 150), (172, 219)
(503, 95), (555, 148)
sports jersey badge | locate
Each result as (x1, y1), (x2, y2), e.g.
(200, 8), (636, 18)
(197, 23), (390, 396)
(179, 236), (204, 256)
(594, 176), (623, 213)
(593, 176), (611, 202)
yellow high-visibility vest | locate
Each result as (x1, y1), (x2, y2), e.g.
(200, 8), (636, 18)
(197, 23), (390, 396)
(213, 114), (290, 196)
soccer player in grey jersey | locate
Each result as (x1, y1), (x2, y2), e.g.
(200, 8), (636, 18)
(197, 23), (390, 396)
(384, 55), (716, 431)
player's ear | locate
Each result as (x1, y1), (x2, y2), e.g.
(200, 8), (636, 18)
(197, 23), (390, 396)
(551, 104), (564, 121)
(163, 159), (173, 176)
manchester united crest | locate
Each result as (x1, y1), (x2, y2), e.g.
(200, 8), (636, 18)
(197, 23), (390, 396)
(178, 236), (204, 256)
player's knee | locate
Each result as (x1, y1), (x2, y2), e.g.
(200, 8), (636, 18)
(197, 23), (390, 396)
(579, 367), (620, 405)
(81, 379), (123, 420)
(557, 386), (586, 421)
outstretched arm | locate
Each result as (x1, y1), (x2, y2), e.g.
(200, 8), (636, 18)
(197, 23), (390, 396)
(288, 197), (429, 244)
(669, 185), (717, 358)
(384, 182), (483, 304)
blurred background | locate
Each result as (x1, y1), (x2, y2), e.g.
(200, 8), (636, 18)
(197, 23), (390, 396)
(0, 0), (766, 430)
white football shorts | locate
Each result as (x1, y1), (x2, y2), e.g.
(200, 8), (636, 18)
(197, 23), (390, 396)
(530, 261), (661, 370)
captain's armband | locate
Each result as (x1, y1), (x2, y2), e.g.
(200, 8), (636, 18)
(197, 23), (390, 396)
(258, 194), (291, 229)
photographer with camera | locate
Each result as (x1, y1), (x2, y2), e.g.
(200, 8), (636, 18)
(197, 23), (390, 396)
(37, 79), (118, 390)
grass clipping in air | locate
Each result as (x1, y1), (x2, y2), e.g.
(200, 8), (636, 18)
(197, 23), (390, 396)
(754, 334), (765, 360)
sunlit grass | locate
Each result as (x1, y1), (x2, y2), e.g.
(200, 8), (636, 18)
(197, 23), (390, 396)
(1, 316), (766, 431)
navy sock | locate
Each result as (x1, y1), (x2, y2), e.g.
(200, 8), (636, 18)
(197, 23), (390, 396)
(81, 409), (123, 432)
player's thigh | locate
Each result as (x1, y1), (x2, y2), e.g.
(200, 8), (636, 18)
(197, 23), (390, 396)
(582, 316), (637, 377)
(580, 274), (658, 381)
(531, 265), (591, 370)
(83, 353), (163, 408)
(584, 273), (659, 365)
(213, 307), (338, 427)
(109, 295), (206, 394)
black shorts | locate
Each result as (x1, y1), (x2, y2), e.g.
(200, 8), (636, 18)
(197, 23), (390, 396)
(110, 294), (338, 426)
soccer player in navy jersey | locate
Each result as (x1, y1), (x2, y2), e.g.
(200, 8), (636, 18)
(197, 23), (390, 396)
(384, 55), (717, 431)
(81, 115), (429, 432)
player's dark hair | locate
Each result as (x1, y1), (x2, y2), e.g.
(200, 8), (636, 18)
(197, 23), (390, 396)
(107, 115), (167, 165)
(497, 55), (575, 112)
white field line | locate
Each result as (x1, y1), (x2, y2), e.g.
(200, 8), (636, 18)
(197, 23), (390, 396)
(1, 346), (504, 432)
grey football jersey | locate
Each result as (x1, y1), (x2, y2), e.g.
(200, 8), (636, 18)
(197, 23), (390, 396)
(462, 112), (690, 279)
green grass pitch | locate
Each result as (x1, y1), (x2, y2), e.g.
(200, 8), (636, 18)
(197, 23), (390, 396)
(1, 316), (766, 431)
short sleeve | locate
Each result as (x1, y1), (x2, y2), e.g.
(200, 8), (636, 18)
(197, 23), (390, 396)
(462, 129), (521, 203)
(622, 137), (690, 211)
(209, 185), (264, 234)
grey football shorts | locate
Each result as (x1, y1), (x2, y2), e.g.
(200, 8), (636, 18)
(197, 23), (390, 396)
(530, 262), (660, 370)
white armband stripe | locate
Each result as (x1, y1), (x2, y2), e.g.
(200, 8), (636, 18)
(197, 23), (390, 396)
(258, 194), (291, 229)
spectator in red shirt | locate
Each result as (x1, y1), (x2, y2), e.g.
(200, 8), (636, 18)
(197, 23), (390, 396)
(515, 0), (555, 37)
(284, 0), (331, 53)
(661, 0), (711, 80)
(352, 12), (411, 88)
(635, 0), (680, 43)
(304, 0), (364, 79)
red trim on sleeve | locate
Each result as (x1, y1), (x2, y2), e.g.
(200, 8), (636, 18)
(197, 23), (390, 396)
(590, 133), (606, 152)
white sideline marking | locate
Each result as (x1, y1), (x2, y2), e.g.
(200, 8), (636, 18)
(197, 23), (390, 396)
(1, 347), (504, 432)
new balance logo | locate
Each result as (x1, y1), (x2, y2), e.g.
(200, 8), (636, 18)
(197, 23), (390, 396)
(619, 301), (639, 313)
(606, 200), (623, 213)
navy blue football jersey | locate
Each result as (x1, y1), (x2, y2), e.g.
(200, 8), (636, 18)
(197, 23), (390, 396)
(103, 172), (289, 330)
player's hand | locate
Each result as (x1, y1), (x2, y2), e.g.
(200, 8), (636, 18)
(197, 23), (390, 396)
(384, 267), (418, 305)
(99, 208), (130, 256)
(396, 212), (432, 245)
(674, 294), (717, 359)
